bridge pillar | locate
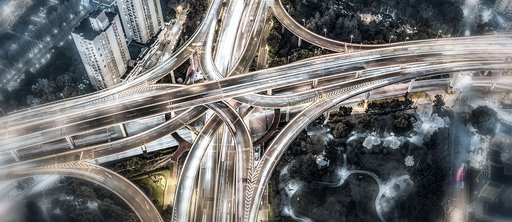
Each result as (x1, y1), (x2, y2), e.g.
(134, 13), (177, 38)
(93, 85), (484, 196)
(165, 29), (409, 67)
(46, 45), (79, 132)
(66, 137), (76, 149)
(355, 71), (363, 79)
(285, 107), (290, 122)
(119, 123), (128, 137)
(266, 89), (272, 95)
(450, 73), (460, 88)
(190, 54), (198, 72)
(9, 150), (20, 162)
(363, 92), (371, 109)
(170, 70), (177, 84)
(298, 37), (302, 47)
(407, 79), (415, 93)
(312, 79), (318, 88)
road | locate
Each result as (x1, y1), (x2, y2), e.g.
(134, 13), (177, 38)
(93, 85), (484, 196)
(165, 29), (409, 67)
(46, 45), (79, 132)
(0, 0), (511, 221)
(1, 38), (511, 153)
(0, 161), (163, 222)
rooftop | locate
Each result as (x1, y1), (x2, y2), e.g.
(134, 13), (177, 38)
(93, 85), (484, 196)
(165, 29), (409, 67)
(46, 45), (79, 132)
(73, 10), (117, 40)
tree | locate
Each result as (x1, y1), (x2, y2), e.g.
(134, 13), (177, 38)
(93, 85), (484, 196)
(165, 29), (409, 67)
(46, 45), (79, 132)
(313, 114), (326, 126)
(393, 112), (415, 134)
(325, 140), (343, 162)
(337, 106), (353, 117)
(433, 94), (445, 109)
(24, 200), (47, 222)
(469, 106), (498, 136)
(16, 177), (35, 191)
(99, 199), (137, 222)
(114, 157), (148, 178)
(333, 120), (353, 139)
(162, 207), (174, 221)
(288, 154), (325, 182)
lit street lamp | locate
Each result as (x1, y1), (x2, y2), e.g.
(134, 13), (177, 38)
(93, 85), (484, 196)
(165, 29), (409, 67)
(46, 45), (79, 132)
(405, 37), (409, 42)
(302, 18), (305, 26)
(436, 30), (442, 39)
(323, 28), (327, 37)
(388, 35), (394, 44)
(350, 35), (353, 44)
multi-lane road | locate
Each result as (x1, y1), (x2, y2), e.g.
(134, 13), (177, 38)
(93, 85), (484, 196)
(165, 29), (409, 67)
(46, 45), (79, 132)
(1, 0), (511, 221)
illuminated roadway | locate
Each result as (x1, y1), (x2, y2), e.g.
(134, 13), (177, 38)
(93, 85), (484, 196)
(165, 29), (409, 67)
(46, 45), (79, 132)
(1, 38), (511, 153)
(0, 161), (162, 222)
(0, 0), (512, 221)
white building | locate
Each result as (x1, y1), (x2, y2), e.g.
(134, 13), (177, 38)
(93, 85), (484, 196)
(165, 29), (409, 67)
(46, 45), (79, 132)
(496, 0), (512, 16)
(116, 0), (163, 43)
(72, 10), (130, 89)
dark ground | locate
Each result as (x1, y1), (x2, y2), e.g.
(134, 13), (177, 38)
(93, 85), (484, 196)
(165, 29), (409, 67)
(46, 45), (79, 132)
(291, 174), (380, 222)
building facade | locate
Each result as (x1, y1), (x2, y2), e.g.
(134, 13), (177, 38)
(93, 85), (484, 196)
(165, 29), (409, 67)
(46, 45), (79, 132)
(496, 0), (512, 16)
(72, 10), (130, 89)
(116, 0), (163, 43)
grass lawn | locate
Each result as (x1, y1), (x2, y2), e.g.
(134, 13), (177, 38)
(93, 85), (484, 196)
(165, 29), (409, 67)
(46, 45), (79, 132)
(133, 170), (171, 209)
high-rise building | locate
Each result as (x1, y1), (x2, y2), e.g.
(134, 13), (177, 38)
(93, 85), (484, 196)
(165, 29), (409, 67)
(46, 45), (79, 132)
(72, 10), (130, 89)
(116, 0), (163, 44)
(496, 0), (512, 16)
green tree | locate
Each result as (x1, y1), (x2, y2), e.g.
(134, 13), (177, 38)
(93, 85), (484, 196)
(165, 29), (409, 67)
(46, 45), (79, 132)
(337, 106), (353, 117)
(333, 120), (353, 139)
(393, 112), (415, 134)
(469, 106), (498, 136)
(325, 140), (343, 162)
(433, 94), (445, 109)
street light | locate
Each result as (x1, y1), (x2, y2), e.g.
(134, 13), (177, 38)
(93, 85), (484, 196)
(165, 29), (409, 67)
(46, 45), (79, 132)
(405, 37), (409, 42)
(302, 18), (305, 26)
(436, 30), (442, 39)
(350, 35), (353, 44)
(323, 28), (327, 37)
(388, 35), (393, 44)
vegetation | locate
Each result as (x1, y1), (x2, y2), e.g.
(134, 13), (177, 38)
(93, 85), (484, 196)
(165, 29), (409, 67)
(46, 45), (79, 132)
(285, 0), (465, 44)
(469, 105), (498, 136)
(288, 153), (327, 182)
(0, 41), (92, 111)
(272, 92), (452, 220)
(332, 119), (353, 139)
(175, 0), (209, 49)
(366, 96), (415, 114)
(133, 170), (171, 210)
(433, 94), (446, 109)
(113, 157), (149, 178)
(392, 111), (416, 134)
(266, 17), (331, 68)
(337, 106), (353, 118)
(36, 178), (138, 222)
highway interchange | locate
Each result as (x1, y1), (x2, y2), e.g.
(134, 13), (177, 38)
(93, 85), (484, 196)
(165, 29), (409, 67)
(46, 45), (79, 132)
(1, 0), (512, 221)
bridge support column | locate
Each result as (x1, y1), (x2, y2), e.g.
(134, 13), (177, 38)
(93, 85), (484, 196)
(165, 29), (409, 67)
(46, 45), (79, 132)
(190, 55), (196, 71)
(170, 71), (176, 84)
(355, 71), (363, 79)
(119, 123), (128, 137)
(450, 73), (460, 88)
(298, 37), (302, 47)
(266, 89), (272, 95)
(9, 150), (20, 162)
(363, 92), (371, 109)
(285, 107), (290, 122)
(407, 79), (416, 93)
(66, 137), (76, 149)
(312, 79), (318, 88)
